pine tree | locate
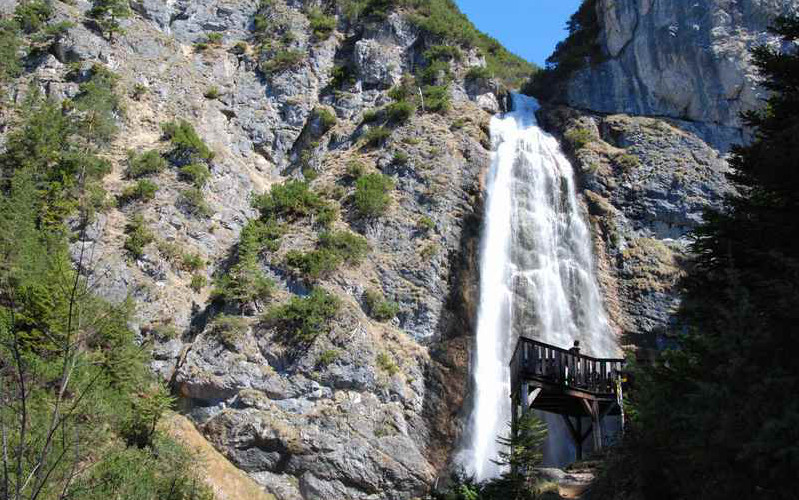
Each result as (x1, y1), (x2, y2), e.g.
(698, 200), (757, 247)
(87, 0), (130, 41)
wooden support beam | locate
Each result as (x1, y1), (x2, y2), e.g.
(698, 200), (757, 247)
(592, 400), (603, 451)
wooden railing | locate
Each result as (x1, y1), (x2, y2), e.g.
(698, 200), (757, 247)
(510, 336), (624, 397)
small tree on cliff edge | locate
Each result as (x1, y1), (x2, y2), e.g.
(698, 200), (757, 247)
(88, 0), (130, 41)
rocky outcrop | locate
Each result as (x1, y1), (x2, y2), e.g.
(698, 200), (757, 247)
(0, 0), (504, 498)
(539, 105), (732, 347)
(564, 0), (798, 150)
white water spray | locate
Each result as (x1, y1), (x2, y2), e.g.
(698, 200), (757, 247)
(460, 94), (618, 480)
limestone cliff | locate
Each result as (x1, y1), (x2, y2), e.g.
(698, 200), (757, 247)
(563, 0), (797, 150)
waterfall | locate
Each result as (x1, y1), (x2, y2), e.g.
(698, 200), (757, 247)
(459, 94), (618, 481)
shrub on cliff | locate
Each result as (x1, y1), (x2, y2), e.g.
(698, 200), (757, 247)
(264, 287), (340, 343)
(354, 173), (394, 218)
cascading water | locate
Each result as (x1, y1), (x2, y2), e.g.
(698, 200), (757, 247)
(460, 94), (619, 480)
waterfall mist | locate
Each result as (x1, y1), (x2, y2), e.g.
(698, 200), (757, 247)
(459, 94), (618, 480)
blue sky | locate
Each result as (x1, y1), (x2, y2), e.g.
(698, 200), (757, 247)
(454, 0), (583, 66)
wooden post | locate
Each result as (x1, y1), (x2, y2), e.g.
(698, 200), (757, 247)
(592, 400), (603, 451)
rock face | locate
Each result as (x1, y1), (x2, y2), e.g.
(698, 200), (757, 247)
(564, 0), (798, 150)
(0, 1), (502, 498)
(539, 105), (731, 347)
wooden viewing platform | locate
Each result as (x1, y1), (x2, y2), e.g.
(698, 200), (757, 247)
(510, 337), (625, 460)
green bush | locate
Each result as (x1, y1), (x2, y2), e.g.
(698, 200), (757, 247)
(194, 41), (208, 51)
(346, 160), (366, 179)
(419, 59), (451, 85)
(87, 0), (130, 40)
(179, 163), (211, 187)
(286, 230), (368, 279)
(316, 348), (340, 367)
(264, 287), (340, 342)
(354, 173), (393, 218)
(564, 127), (592, 150)
(74, 64), (123, 145)
(392, 150), (409, 165)
(330, 64), (355, 88)
(615, 152), (641, 171)
(14, 0), (53, 34)
(466, 65), (492, 81)
(417, 215), (435, 232)
(181, 252), (205, 272)
(386, 100), (415, 124)
(178, 187), (212, 217)
(212, 266), (275, 308)
(376, 352), (399, 375)
(364, 289), (399, 321)
(119, 179), (159, 205)
(208, 314), (248, 349)
(253, 179), (323, 221)
(422, 85), (450, 113)
(424, 44), (462, 62)
(124, 214), (153, 259)
(316, 203), (338, 228)
(362, 109), (380, 123)
(206, 32), (223, 45)
(420, 242), (440, 260)
(262, 48), (305, 74)
(362, 126), (391, 148)
(161, 120), (214, 162)
(307, 7), (335, 40)
(204, 86), (220, 99)
(190, 273), (207, 292)
(240, 218), (284, 254)
(318, 230), (369, 264)
(285, 248), (342, 280)
(314, 106), (337, 132)
(0, 21), (22, 83)
(127, 150), (167, 178)
(131, 83), (148, 100)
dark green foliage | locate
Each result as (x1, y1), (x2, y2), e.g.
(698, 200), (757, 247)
(208, 314), (248, 350)
(211, 219), (281, 308)
(178, 187), (212, 217)
(206, 32), (223, 45)
(330, 64), (356, 88)
(261, 48), (305, 74)
(346, 159), (367, 179)
(1, 79), (207, 500)
(127, 149), (166, 178)
(466, 65), (491, 81)
(318, 230), (369, 264)
(124, 214), (153, 259)
(120, 385), (173, 448)
(417, 215), (434, 232)
(119, 179), (159, 205)
(88, 0), (131, 40)
(392, 150), (409, 165)
(364, 289), (399, 321)
(424, 44), (462, 62)
(253, 179), (324, 221)
(362, 126), (391, 147)
(190, 273), (207, 292)
(362, 109), (380, 123)
(286, 230), (368, 280)
(307, 7), (335, 40)
(1, 91), (116, 223)
(422, 84), (450, 113)
(316, 348), (339, 367)
(161, 119), (214, 163)
(354, 173), (394, 217)
(14, 0), (53, 34)
(564, 127), (592, 150)
(376, 352), (399, 375)
(594, 17), (799, 500)
(523, 0), (602, 99)
(0, 20), (22, 83)
(386, 100), (415, 124)
(179, 163), (211, 187)
(73, 64), (123, 145)
(419, 59), (452, 85)
(264, 287), (340, 342)
(314, 106), (337, 132)
(181, 252), (205, 272)
(204, 85), (220, 99)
